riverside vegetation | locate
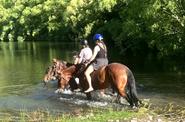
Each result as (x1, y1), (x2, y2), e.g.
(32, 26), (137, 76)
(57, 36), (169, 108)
(0, 0), (185, 58)
(0, 102), (184, 122)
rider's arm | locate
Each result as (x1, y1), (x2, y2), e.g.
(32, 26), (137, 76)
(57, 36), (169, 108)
(89, 45), (100, 62)
(74, 56), (79, 64)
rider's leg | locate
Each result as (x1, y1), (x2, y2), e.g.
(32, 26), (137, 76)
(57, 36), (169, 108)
(84, 65), (94, 92)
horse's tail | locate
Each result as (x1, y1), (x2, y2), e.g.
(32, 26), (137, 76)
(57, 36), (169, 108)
(126, 69), (141, 107)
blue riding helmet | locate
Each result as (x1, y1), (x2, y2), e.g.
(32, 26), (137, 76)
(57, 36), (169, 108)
(93, 34), (103, 41)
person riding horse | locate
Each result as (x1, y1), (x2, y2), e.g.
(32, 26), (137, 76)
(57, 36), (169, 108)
(74, 40), (92, 64)
(84, 34), (108, 93)
(72, 40), (92, 90)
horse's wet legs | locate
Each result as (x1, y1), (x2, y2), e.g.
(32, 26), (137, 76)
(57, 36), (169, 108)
(117, 89), (126, 103)
(118, 88), (134, 107)
(125, 92), (134, 107)
(116, 94), (121, 104)
(86, 93), (92, 100)
(100, 89), (105, 96)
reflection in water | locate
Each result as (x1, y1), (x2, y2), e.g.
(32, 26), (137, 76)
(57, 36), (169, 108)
(0, 42), (80, 114)
(0, 42), (77, 90)
(0, 42), (185, 114)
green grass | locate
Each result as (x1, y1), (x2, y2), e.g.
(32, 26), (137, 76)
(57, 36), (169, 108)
(0, 108), (143, 122)
(0, 103), (181, 122)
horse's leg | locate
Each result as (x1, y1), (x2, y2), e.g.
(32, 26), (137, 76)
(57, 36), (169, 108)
(115, 77), (135, 107)
(86, 93), (92, 100)
(111, 83), (118, 96)
(127, 70), (141, 107)
(125, 90), (134, 107)
(57, 79), (60, 88)
(116, 94), (121, 104)
(100, 89), (105, 97)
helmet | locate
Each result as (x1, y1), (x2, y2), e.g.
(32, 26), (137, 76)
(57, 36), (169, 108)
(93, 34), (103, 41)
(80, 39), (88, 46)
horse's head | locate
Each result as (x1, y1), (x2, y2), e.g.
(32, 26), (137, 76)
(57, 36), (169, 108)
(58, 64), (85, 91)
(57, 64), (83, 91)
(43, 58), (67, 85)
(43, 65), (56, 84)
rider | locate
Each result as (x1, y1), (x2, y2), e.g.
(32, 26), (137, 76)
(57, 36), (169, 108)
(84, 34), (108, 93)
(74, 40), (92, 64)
(73, 40), (92, 91)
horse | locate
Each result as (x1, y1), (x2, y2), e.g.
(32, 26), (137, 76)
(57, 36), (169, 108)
(43, 58), (77, 90)
(56, 62), (141, 107)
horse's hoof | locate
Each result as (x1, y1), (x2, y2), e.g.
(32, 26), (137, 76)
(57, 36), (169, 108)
(74, 88), (81, 92)
(55, 89), (63, 93)
(131, 105), (139, 109)
(63, 89), (72, 94)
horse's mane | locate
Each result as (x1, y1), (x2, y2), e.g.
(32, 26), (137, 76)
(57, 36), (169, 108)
(74, 63), (87, 77)
(45, 66), (51, 74)
(66, 62), (74, 67)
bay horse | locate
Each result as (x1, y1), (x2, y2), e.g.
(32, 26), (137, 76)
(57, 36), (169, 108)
(43, 58), (77, 89)
(56, 63), (141, 107)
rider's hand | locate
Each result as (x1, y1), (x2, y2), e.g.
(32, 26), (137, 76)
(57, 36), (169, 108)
(85, 62), (89, 66)
(84, 60), (90, 66)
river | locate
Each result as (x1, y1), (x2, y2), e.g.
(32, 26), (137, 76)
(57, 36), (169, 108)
(0, 42), (184, 117)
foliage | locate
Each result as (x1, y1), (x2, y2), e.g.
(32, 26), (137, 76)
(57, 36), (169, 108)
(0, 0), (185, 57)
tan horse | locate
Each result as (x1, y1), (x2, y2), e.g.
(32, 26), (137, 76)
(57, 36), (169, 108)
(43, 58), (70, 87)
(56, 63), (141, 107)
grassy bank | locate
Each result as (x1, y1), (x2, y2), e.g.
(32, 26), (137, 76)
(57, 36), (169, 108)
(1, 103), (184, 122)
(0, 107), (148, 122)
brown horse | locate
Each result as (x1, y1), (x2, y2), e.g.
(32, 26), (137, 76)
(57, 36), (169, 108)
(43, 59), (76, 89)
(43, 59), (70, 85)
(56, 63), (141, 107)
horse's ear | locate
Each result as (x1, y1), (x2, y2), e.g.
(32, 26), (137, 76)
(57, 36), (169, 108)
(62, 61), (67, 65)
(52, 58), (57, 62)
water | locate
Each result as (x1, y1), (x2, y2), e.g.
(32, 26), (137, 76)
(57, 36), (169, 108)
(0, 42), (79, 114)
(0, 42), (184, 115)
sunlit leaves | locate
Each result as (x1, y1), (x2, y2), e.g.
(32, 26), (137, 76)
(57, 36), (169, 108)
(149, 0), (185, 56)
(19, 16), (25, 24)
(151, 23), (159, 32)
(99, 0), (117, 12)
(84, 22), (95, 37)
(22, 7), (31, 16)
(0, 0), (185, 57)
(153, 0), (161, 11)
(17, 36), (24, 42)
(166, 1), (176, 12)
(31, 4), (42, 16)
(32, 29), (40, 37)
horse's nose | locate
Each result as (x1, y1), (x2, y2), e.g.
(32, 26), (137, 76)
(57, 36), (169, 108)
(51, 76), (56, 80)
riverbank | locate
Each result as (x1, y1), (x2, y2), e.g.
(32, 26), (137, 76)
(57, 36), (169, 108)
(0, 107), (157, 122)
(0, 103), (184, 122)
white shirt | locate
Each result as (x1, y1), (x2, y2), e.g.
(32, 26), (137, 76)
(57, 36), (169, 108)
(78, 47), (92, 63)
